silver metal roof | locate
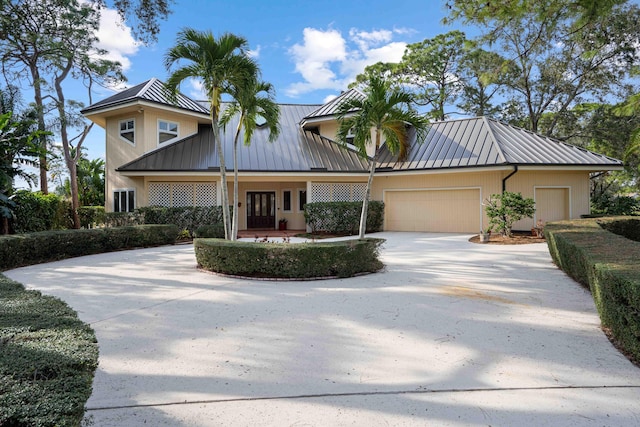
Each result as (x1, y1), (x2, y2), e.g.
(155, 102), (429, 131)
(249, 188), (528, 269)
(118, 104), (370, 173)
(378, 117), (622, 170)
(81, 78), (209, 115)
(302, 88), (365, 121)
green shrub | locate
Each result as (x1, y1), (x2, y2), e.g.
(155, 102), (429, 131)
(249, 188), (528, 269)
(194, 224), (226, 238)
(138, 206), (224, 236)
(195, 238), (385, 279)
(591, 193), (640, 216)
(78, 206), (106, 228)
(0, 225), (180, 270)
(304, 201), (384, 234)
(485, 191), (536, 236)
(12, 190), (72, 232)
(545, 217), (640, 362)
(597, 216), (640, 242)
(104, 211), (145, 227)
(0, 274), (98, 427)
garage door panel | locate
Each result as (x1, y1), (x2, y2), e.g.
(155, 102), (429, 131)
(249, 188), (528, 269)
(385, 189), (480, 233)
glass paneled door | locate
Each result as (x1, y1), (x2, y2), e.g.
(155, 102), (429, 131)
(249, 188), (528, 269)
(246, 192), (276, 229)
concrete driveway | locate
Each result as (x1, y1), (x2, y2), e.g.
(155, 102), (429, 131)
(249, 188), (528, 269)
(5, 232), (640, 426)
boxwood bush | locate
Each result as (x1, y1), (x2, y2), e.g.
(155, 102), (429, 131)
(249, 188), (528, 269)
(0, 274), (98, 426)
(545, 216), (640, 362)
(0, 224), (180, 270)
(195, 238), (385, 279)
(304, 201), (384, 234)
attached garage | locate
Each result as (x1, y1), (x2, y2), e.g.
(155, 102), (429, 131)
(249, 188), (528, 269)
(384, 188), (481, 233)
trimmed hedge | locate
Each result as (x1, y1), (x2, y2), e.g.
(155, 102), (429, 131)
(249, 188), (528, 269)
(545, 216), (640, 362)
(304, 201), (384, 235)
(0, 225), (180, 270)
(0, 274), (98, 426)
(138, 206), (224, 236)
(11, 190), (73, 233)
(195, 238), (385, 279)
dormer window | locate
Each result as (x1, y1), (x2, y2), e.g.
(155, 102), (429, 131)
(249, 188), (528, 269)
(346, 127), (355, 144)
(119, 119), (135, 145)
(158, 120), (179, 145)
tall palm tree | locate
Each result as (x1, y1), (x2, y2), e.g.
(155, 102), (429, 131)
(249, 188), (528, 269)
(221, 77), (280, 240)
(336, 75), (428, 239)
(164, 28), (257, 239)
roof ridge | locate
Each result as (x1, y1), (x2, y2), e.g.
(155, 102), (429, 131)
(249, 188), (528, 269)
(482, 116), (508, 164)
(137, 77), (159, 97)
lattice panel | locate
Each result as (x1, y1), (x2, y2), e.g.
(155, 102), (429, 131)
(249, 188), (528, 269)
(311, 183), (332, 203)
(172, 183), (193, 207)
(195, 183), (216, 206)
(148, 183), (171, 207)
(352, 183), (367, 201)
(333, 184), (351, 202)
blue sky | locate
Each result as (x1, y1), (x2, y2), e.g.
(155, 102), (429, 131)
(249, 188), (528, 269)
(77, 0), (466, 160)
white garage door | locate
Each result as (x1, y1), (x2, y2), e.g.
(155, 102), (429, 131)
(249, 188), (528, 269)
(385, 189), (481, 233)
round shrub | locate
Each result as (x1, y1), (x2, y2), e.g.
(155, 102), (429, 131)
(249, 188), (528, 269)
(195, 238), (385, 279)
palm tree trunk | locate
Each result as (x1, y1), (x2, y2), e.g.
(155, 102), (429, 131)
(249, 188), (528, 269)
(231, 123), (242, 241)
(359, 153), (377, 239)
(212, 116), (231, 240)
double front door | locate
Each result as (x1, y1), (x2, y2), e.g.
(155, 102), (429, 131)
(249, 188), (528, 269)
(246, 191), (276, 229)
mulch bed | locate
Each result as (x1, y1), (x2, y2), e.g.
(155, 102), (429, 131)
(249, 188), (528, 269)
(469, 230), (546, 245)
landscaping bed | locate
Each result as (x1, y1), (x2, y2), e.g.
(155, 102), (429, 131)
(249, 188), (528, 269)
(469, 230), (546, 245)
(195, 238), (385, 279)
(545, 216), (640, 364)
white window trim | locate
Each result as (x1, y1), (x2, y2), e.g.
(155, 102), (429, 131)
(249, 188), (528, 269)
(119, 118), (135, 146)
(297, 188), (307, 212)
(157, 119), (179, 146)
(282, 189), (293, 212)
(113, 188), (136, 212)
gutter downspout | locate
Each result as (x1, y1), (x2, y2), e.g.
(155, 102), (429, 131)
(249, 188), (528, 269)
(502, 165), (518, 193)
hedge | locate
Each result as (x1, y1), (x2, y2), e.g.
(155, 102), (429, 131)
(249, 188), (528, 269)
(11, 190), (73, 233)
(195, 238), (385, 279)
(0, 225), (180, 270)
(545, 216), (640, 362)
(304, 201), (384, 235)
(0, 274), (98, 426)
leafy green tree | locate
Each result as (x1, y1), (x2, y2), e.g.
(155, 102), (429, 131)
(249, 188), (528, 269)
(91, 0), (171, 44)
(336, 75), (428, 239)
(445, 0), (640, 135)
(221, 77), (280, 240)
(165, 29), (258, 239)
(0, 0), (123, 229)
(485, 192), (536, 237)
(55, 147), (105, 207)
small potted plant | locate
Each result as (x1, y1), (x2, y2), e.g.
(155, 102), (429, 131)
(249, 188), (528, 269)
(479, 226), (492, 243)
(278, 217), (288, 231)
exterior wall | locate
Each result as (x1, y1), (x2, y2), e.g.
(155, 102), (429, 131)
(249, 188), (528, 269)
(105, 109), (200, 212)
(506, 170), (590, 230)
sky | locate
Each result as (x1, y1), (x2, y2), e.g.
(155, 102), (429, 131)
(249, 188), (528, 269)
(82, 0), (469, 160)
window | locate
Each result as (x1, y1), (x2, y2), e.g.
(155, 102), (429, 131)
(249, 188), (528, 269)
(114, 189), (135, 212)
(298, 189), (307, 211)
(158, 120), (179, 145)
(346, 127), (355, 145)
(119, 119), (135, 144)
(283, 190), (292, 212)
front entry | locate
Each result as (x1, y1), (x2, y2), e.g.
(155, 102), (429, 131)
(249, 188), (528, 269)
(246, 192), (276, 229)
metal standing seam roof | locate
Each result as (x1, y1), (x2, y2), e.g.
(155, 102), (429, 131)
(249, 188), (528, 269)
(81, 78), (210, 115)
(377, 116), (623, 170)
(302, 88), (366, 121)
(117, 103), (370, 173)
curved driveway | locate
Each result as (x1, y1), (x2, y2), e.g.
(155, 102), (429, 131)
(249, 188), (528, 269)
(5, 232), (640, 426)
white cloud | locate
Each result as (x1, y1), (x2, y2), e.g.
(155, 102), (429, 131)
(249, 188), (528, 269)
(248, 45), (261, 59)
(93, 7), (139, 71)
(286, 26), (411, 98)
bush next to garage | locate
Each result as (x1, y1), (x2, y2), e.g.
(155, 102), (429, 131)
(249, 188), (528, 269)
(195, 238), (385, 279)
(304, 201), (384, 235)
(0, 224), (180, 270)
(545, 217), (640, 362)
(0, 274), (98, 427)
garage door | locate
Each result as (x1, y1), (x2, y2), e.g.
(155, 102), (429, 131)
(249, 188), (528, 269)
(385, 189), (481, 233)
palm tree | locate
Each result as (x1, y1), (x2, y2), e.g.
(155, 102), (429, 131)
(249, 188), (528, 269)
(164, 28), (257, 239)
(221, 77), (280, 240)
(336, 75), (428, 239)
